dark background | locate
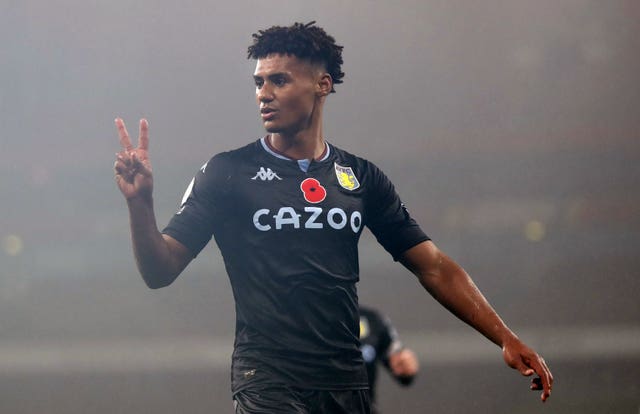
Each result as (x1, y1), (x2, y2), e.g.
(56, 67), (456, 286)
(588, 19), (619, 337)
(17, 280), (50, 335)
(1, 1), (638, 413)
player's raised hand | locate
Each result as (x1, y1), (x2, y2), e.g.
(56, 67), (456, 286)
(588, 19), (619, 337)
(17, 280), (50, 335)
(502, 338), (553, 402)
(114, 118), (153, 201)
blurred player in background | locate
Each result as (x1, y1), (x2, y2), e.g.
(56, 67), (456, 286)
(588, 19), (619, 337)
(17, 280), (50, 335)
(359, 305), (419, 414)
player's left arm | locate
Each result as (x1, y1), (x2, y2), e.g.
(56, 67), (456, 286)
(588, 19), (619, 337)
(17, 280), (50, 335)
(399, 240), (553, 402)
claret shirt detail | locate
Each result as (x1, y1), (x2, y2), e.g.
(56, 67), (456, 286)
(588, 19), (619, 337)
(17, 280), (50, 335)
(162, 138), (429, 392)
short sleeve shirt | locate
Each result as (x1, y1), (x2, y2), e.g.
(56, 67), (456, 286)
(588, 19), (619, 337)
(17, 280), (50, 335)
(162, 138), (429, 391)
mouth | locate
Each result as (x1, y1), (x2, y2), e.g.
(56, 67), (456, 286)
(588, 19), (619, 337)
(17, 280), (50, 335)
(260, 108), (276, 121)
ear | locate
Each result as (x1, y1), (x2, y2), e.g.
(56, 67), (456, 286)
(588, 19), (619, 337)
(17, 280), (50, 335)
(316, 73), (333, 97)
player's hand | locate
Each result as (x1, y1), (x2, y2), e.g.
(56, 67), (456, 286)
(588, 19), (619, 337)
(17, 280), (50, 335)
(389, 348), (420, 378)
(502, 338), (553, 402)
(114, 118), (153, 201)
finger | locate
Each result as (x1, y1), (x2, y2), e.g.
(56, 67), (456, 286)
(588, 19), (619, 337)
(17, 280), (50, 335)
(115, 118), (134, 151)
(116, 151), (132, 168)
(537, 358), (553, 402)
(530, 377), (542, 390)
(511, 357), (534, 376)
(114, 160), (133, 178)
(114, 158), (124, 173)
(541, 387), (551, 402)
(521, 368), (535, 376)
(138, 118), (149, 150)
(131, 152), (152, 177)
(529, 357), (553, 402)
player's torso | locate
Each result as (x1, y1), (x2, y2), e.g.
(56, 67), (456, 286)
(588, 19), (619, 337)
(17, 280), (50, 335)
(215, 144), (369, 270)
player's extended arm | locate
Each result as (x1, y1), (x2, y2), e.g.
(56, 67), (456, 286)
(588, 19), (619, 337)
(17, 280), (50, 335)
(114, 118), (193, 288)
(399, 240), (553, 402)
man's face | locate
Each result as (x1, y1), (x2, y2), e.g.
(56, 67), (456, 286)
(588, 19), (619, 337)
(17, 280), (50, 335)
(253, 54), (324, 136)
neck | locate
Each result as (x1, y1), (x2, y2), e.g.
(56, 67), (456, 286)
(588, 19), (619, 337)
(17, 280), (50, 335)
(266, 96), (327, 160)
(268, 117), (326, 160)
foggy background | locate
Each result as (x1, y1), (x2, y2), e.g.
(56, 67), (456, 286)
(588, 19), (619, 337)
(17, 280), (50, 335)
(1, 0), (639, 413)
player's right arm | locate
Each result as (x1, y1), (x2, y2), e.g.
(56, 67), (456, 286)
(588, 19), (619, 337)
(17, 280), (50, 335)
(399, 240), (553, 402)
(114, 118), (193, 288)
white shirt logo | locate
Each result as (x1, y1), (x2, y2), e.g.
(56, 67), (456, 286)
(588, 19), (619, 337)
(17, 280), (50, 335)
(251, 167), (282, 181)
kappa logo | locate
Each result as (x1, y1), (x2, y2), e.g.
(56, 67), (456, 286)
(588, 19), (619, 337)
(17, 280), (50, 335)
(251, 167), (282, 181)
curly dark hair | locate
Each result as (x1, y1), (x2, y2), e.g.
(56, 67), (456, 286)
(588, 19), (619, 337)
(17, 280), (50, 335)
(247, 21), (344, 93)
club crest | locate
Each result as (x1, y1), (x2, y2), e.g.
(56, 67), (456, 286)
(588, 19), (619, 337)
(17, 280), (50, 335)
(334, 163), (360, 191)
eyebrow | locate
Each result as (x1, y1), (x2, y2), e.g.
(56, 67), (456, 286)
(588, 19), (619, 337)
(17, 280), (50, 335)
(254, 72), (288, 80)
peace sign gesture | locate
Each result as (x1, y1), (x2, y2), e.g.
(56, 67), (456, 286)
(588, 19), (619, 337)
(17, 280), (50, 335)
(114, 118), (153, 201)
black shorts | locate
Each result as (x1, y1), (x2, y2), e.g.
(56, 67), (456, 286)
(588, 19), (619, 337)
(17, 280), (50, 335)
(233, 384), (371, 414)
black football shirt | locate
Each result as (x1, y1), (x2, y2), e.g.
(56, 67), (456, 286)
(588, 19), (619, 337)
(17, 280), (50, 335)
(162, 137), (429, 392)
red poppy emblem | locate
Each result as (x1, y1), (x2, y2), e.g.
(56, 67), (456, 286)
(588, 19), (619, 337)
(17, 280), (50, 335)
(300, 178), (327, 204)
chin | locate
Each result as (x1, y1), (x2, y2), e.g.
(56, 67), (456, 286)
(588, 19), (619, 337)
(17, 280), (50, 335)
(264, 124), (282, 133)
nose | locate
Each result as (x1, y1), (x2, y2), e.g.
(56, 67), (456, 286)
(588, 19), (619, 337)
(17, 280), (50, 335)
(257, 83), (274, 103)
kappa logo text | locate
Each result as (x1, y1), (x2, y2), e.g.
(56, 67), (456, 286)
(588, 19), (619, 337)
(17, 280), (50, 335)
(251, 167), (282, 181)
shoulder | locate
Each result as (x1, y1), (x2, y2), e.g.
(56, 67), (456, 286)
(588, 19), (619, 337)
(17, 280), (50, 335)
(329, 144), (397, 201)
(184, 140), (262, 197)
(211, 140), (261, 163)
(200, 140), (262, 174)
(329, 144), (386, 180)
(330, 144), (370, 166)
